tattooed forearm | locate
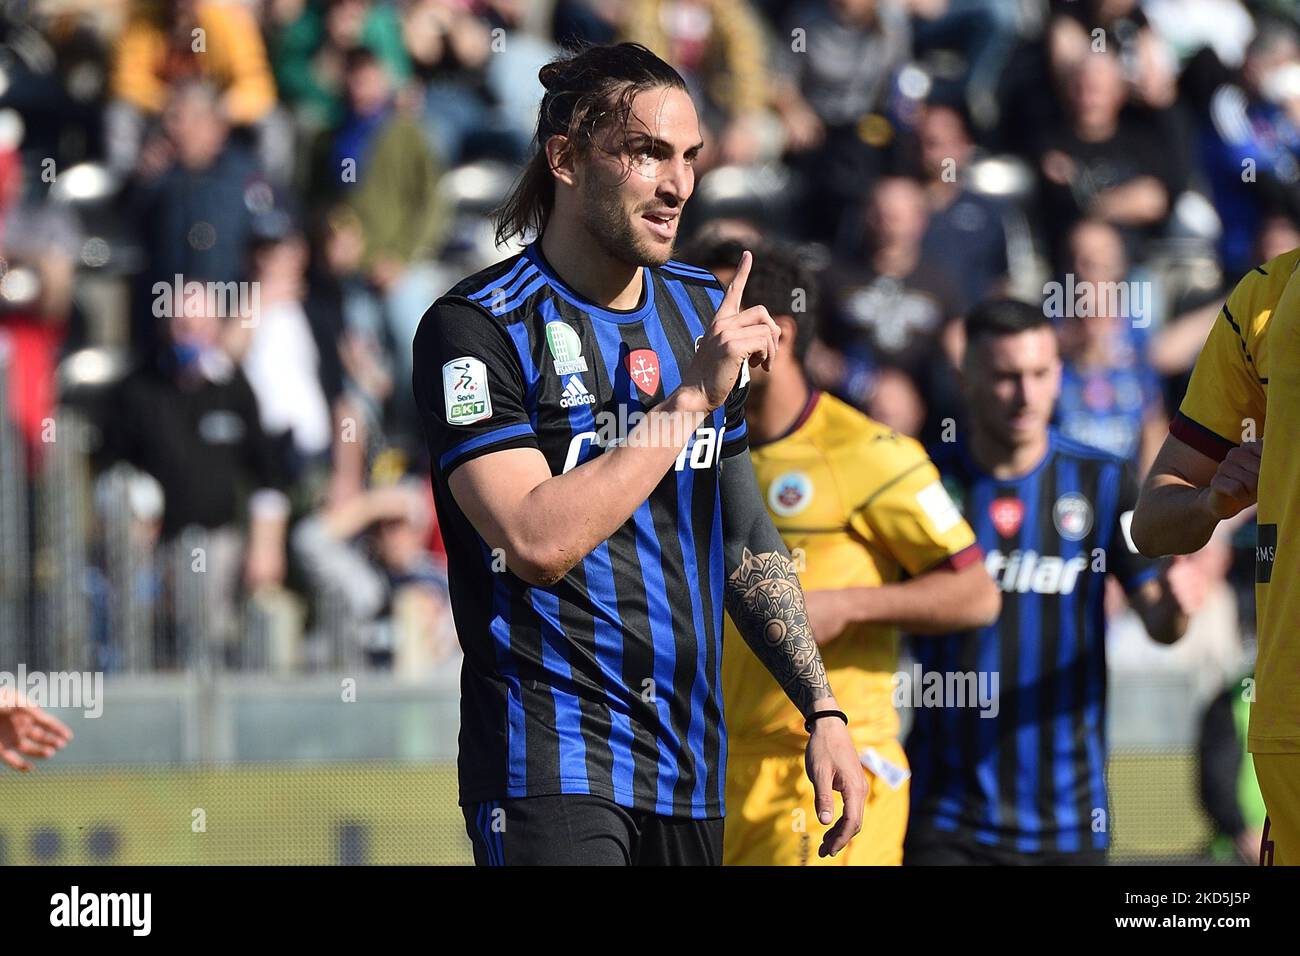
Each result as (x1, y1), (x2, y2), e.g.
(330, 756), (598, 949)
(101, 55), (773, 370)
(718, 451), (833, 716)
(724, 547), (831, 716)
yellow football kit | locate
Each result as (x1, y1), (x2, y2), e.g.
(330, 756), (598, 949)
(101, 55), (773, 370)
(722, 390), (980, 865)
(1172, 247), (1300, 865)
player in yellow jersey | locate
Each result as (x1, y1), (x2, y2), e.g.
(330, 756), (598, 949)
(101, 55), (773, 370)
(682, 238), (1002, 865)
(1132, 246), (1300, 865)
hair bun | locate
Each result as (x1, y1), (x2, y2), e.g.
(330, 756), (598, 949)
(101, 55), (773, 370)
(539, 62), (564, 91)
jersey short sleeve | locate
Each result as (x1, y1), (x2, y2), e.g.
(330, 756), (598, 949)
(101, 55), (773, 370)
(1109, 463), (1159, 593)
(1172, 273), (1268, 461)
(847, 441), (980, 577)
(412, 297), (540, 478)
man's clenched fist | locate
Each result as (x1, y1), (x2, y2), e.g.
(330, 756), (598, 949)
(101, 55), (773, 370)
(1207, 440), (1262, 519)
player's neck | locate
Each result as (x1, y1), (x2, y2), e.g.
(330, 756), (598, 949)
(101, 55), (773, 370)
(1075, 116), (1118, 143)
(747, 371), (811, 446)
(539, 221), (645, 311)
(969, 426), (1050, 479)
(1074, 331), (1114, 369)
(872, 243), (918, 277)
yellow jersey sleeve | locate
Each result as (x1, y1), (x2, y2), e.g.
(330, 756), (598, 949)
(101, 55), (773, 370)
(1173, 267), (1272, 461)
(846, 439), (979, 577)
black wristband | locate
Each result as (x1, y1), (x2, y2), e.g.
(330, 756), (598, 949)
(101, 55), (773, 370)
(804, 709), (848, 734)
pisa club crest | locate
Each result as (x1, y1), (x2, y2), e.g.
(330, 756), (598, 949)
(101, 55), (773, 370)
(989, 497), (1025, 538)
(625, 349), (660, 396)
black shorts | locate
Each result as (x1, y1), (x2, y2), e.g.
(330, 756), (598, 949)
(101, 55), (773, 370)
(904, 830), (1107, 866)
(462, 793), (724, 866)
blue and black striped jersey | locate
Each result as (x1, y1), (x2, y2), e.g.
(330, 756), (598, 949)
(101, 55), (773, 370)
(906, 430), (1157, 853)
(412, 241), (747, 819)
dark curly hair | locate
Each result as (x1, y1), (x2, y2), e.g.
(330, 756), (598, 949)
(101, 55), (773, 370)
(964, 298), (1055, 347)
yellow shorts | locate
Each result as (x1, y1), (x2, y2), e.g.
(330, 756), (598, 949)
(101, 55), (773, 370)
(723, 739), (909, 866)
(1253, 753), (1300, 866)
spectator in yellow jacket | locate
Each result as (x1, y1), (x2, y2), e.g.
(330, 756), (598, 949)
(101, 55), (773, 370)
(109, 0), (283, 177)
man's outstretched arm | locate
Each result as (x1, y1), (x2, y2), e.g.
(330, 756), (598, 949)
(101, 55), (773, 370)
(719, 449), (865, 857)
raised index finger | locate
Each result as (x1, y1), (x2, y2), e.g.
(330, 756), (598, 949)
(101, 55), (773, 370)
(720, 249), (752, 315)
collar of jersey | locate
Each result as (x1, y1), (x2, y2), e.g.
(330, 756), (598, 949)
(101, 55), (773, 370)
(750, 388), (822, 449)
(958, 428), (1056, 483)
(525, 241), (656, 325)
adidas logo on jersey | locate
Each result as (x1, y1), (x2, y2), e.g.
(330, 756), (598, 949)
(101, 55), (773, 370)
(985, 549), (1089, 595)
(559, 376), (597, 409)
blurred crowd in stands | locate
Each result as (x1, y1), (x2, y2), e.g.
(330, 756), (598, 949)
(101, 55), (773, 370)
(0, 0), (1285, 719)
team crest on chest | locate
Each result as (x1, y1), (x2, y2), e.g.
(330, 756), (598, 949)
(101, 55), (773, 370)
(989, 497), (1025, 538)
(625, 349), (660, 396)
(768, 471), (814, 517)
(1053, 492), (1093, 541)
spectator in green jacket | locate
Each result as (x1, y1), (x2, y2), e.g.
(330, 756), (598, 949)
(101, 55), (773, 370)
(322, 47), (451, 441)
(270, 0), (413, 132)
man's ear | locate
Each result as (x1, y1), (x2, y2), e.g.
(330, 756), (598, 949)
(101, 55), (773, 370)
(956, 343), (972, 392)
(1048, 355), (1064, 401)
(777, 315), (798, 352)
(546, 134), (578, 188)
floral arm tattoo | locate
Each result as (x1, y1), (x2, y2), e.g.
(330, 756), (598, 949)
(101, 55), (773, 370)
(720, 451), (831, 716)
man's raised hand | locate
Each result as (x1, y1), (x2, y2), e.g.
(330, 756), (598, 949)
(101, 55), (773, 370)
(680, 250), (781, 411)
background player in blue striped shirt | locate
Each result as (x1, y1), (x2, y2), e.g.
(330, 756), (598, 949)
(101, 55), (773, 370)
(904, 299), (1193, 864)
(412, 43), (865, 865)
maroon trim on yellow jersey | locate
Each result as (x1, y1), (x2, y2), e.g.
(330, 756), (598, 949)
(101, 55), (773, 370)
(1170, 411), (1235, 463)
(750, 388), (822, 449)
(927, 543), (984, 573)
